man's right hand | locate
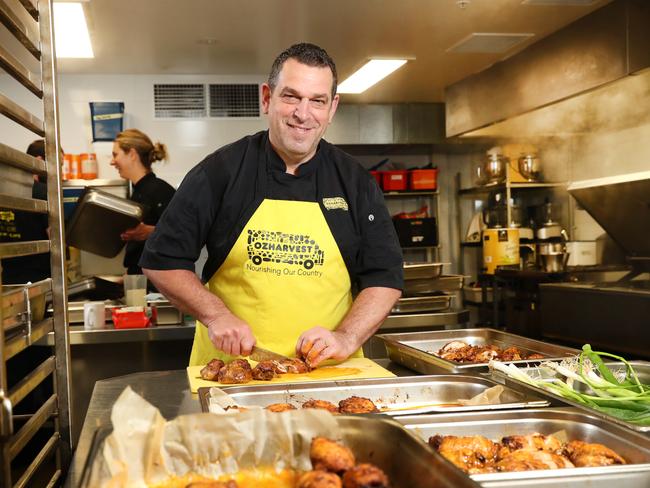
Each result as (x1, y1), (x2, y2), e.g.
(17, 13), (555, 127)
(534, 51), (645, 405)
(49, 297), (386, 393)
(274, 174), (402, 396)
(205, 312), (256, 356)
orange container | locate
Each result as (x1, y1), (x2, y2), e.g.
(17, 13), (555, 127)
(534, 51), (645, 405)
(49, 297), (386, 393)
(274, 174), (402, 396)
(81, 153), (98, 179)
(111, 307), (156, 329)
(409, 169), (438, 190)
(70, 154), (82, 180)
(62, 153), (73, 180)
(382, 170), (408, 191)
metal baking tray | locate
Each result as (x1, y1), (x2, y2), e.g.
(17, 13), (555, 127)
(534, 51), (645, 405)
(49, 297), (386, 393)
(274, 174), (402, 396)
(403, 262), (446, 280)
(66, 187), (143, 257)
(404, 274), (465, 296)
(481, 470), (650, 487)
(397, 407), (650, 482)
(391, 294), (453, 313)
(80, 418), (479, 488)
(492, 361), (650, 433)
(198, 375), (549, 415)
(377, 328), (579, 374)
(2, 278), (50, 332)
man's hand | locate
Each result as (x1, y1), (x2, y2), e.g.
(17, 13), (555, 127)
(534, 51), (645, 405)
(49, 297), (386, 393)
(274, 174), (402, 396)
(121, 223), (155, 241)
(296, 326), (355, 368)
(206, 312), (256, 357)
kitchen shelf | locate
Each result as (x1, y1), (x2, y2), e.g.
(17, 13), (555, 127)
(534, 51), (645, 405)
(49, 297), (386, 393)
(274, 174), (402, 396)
(0, 240), (50, 258)
(0, 141), (46, 174)
(383, 190), (438, 197)
(0, 194), (48, 213)
(458, 181), (567, 196)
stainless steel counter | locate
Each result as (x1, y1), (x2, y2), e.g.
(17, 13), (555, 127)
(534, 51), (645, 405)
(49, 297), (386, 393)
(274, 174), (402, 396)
(36, 323), (195, 346)
(63, 360), (416, 487)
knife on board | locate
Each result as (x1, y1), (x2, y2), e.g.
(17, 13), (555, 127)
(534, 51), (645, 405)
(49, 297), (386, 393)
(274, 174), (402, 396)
(249, 345), (288, 362)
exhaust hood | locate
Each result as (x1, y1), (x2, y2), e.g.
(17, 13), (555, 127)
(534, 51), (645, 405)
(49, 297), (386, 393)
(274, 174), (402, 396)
(445, 0), (650, 137)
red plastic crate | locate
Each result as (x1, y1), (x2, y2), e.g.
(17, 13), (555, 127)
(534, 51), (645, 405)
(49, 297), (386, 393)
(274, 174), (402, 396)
(382, 170), (408, 191)
(409, 169), (438, 190)
(369, 170), (383, 189)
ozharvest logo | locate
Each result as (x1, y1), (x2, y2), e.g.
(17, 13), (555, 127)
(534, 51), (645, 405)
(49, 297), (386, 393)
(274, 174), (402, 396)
(322, 197), (348, 211)
(247, 230), (325, 269)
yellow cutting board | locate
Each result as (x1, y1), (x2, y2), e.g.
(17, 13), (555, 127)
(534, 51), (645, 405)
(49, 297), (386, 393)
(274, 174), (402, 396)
(187, 357), (395, 393)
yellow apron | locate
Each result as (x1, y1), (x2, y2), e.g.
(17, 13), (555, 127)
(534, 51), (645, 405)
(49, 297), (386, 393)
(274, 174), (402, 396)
(189, 197), (359, 366)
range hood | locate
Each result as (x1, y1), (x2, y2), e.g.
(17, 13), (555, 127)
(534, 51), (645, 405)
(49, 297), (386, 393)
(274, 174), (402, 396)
(568, 171), (650, 259)
(445, 0), (650, 137)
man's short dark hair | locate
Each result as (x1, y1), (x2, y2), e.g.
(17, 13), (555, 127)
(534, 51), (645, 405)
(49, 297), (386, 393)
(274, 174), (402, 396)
(26, 139), (46, 159)
(268, 43), (338, 98)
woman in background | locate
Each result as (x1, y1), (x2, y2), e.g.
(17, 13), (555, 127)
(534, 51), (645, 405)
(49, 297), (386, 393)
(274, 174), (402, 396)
(111, 129), (175, 274)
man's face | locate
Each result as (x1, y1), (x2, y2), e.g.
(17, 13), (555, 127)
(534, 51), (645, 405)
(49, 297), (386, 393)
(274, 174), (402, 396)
(262, 58), (339, 167)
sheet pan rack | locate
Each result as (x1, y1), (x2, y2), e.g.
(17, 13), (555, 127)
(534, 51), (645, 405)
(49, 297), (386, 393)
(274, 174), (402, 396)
(0, 1), (71, 487)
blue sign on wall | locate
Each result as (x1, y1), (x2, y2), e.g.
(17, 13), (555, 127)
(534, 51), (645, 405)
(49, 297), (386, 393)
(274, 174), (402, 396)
(90, 102), (124, 142)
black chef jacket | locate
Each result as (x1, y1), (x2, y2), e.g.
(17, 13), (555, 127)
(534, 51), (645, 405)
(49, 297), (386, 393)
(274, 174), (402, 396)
(140, 131), (403, 291)
(0, 181), (50, 284)
(124, 172), (175, 274)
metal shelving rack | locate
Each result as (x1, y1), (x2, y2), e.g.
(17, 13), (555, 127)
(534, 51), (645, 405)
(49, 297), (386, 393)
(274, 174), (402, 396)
(0, 1), (71, 486)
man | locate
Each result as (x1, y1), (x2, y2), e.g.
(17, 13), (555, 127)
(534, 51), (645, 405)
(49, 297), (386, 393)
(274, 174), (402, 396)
(0, 140), (50, 284)
(141, 43), (403, 367)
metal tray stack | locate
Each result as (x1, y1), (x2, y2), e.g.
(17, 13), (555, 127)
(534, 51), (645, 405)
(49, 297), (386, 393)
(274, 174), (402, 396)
(81, 417), (480, 488)
(198, 375), (549, 415)
(2, 279), (50, 335)
(492, 361), (650, 433)
(397, 408), (650, 484)
(377, 328), (578, 375)
(399, 262), (463, 313)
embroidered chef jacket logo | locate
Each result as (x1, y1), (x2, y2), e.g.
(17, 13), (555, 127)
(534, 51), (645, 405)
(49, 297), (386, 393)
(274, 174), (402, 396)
(247, 229), (325, 270)
(322, 197), (348, 211)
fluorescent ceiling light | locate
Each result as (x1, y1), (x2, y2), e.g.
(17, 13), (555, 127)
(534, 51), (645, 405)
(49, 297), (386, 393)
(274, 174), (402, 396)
(338, 59), (408, 94)
(53, 2), (94, 58)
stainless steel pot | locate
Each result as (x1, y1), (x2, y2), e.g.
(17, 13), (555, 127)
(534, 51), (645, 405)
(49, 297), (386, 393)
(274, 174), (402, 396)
(518, 153), (541, 181)
(537, 242), (566, 254)
(539, 252), (570, 272)
(485, 154), (507, 183)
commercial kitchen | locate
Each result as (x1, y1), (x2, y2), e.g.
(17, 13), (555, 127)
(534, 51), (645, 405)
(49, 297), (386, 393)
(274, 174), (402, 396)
(1, 0), (649, 486)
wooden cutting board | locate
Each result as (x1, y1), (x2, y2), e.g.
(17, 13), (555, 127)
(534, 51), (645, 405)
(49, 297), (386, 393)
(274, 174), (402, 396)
(187, 357), (395, 393)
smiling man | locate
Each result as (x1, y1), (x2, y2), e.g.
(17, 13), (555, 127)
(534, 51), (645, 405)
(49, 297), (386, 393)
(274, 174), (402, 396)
(141, 43), (403, 367)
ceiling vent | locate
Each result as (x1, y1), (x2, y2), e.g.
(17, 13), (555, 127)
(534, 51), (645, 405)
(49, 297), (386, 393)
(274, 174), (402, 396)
(522, 0), (599, 5)
(447, 33), (535, 53)
(209, 84), (260, 117)
(154, 84), (206, 118)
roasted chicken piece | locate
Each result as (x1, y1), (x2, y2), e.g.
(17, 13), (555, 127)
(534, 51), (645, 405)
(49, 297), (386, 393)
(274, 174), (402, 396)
(274, 357), (311, 374)
(251, 360), (278, 381)
(526, 353), (545, 360)
(496, 448), (574, 471)
(564, 440), (626, 467)
(310, 437), (355, 474)
(200, 359), (225, 381)
(296, 470), (342, 488)
(429, 435), (499, 474)
(498, 433), (564, 458)
(302, 399), (339, 414)
(500, 346), (523, 361)
(342, 463), (389, 488)
(467, 345), (500, 362)
(338, 396), (378, 414)
(217, 359), (253, 384)
(265, 403), (296, 412)
(185, 480), (237, 488)
(438, 341), (472, 361)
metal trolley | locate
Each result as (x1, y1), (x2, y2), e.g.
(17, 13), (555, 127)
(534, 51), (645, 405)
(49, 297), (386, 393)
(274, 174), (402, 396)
(0, 1), (72, 486)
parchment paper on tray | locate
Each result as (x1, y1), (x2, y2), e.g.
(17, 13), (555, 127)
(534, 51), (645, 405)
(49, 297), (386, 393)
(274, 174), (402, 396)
(206, 384), (505, 415)
(87, 386), (340, 488)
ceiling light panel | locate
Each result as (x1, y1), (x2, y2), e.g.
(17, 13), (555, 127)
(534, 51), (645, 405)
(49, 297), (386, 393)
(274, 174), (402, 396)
(338, 59), (408, 94)
(522, 0), (599, 5)
(53, 2), (94, 58)
(447, 33), (534, 54)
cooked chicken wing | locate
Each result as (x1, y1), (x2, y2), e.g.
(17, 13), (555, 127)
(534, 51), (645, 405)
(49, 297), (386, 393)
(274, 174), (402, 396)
(341, 463), (389, 488)
(500, 346), (523, 361)
(276, 357), (311, 374)
(217, 359), (253, 384)
(564, 440), (626, 467)
(265, 403), (296, 412)
(310, 437), (355, 474)
(200, 359), (225, 381)
(296, 470), (342, 488)
(436, 341), (546, 363)
(338, 396), (378, 414)
(185, 480), (237, 488)
(499, 433), (564, 458)
(251, 360), (278, 381)
(526, 353), (545, 360)
(302, 399), (339, 414)
(438, 341), (472, 361)
(496, 448), (574, 471)
(467, 345), (500, 362)
(429, 435), (499, 473)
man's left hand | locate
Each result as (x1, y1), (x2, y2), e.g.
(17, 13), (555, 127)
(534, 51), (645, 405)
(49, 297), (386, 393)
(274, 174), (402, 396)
(296, 326), (356, 368)
(121, 223), (155, 241)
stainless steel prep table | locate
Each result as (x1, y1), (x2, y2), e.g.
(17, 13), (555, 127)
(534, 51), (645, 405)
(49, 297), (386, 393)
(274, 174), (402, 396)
(63, 359), (415, 487)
